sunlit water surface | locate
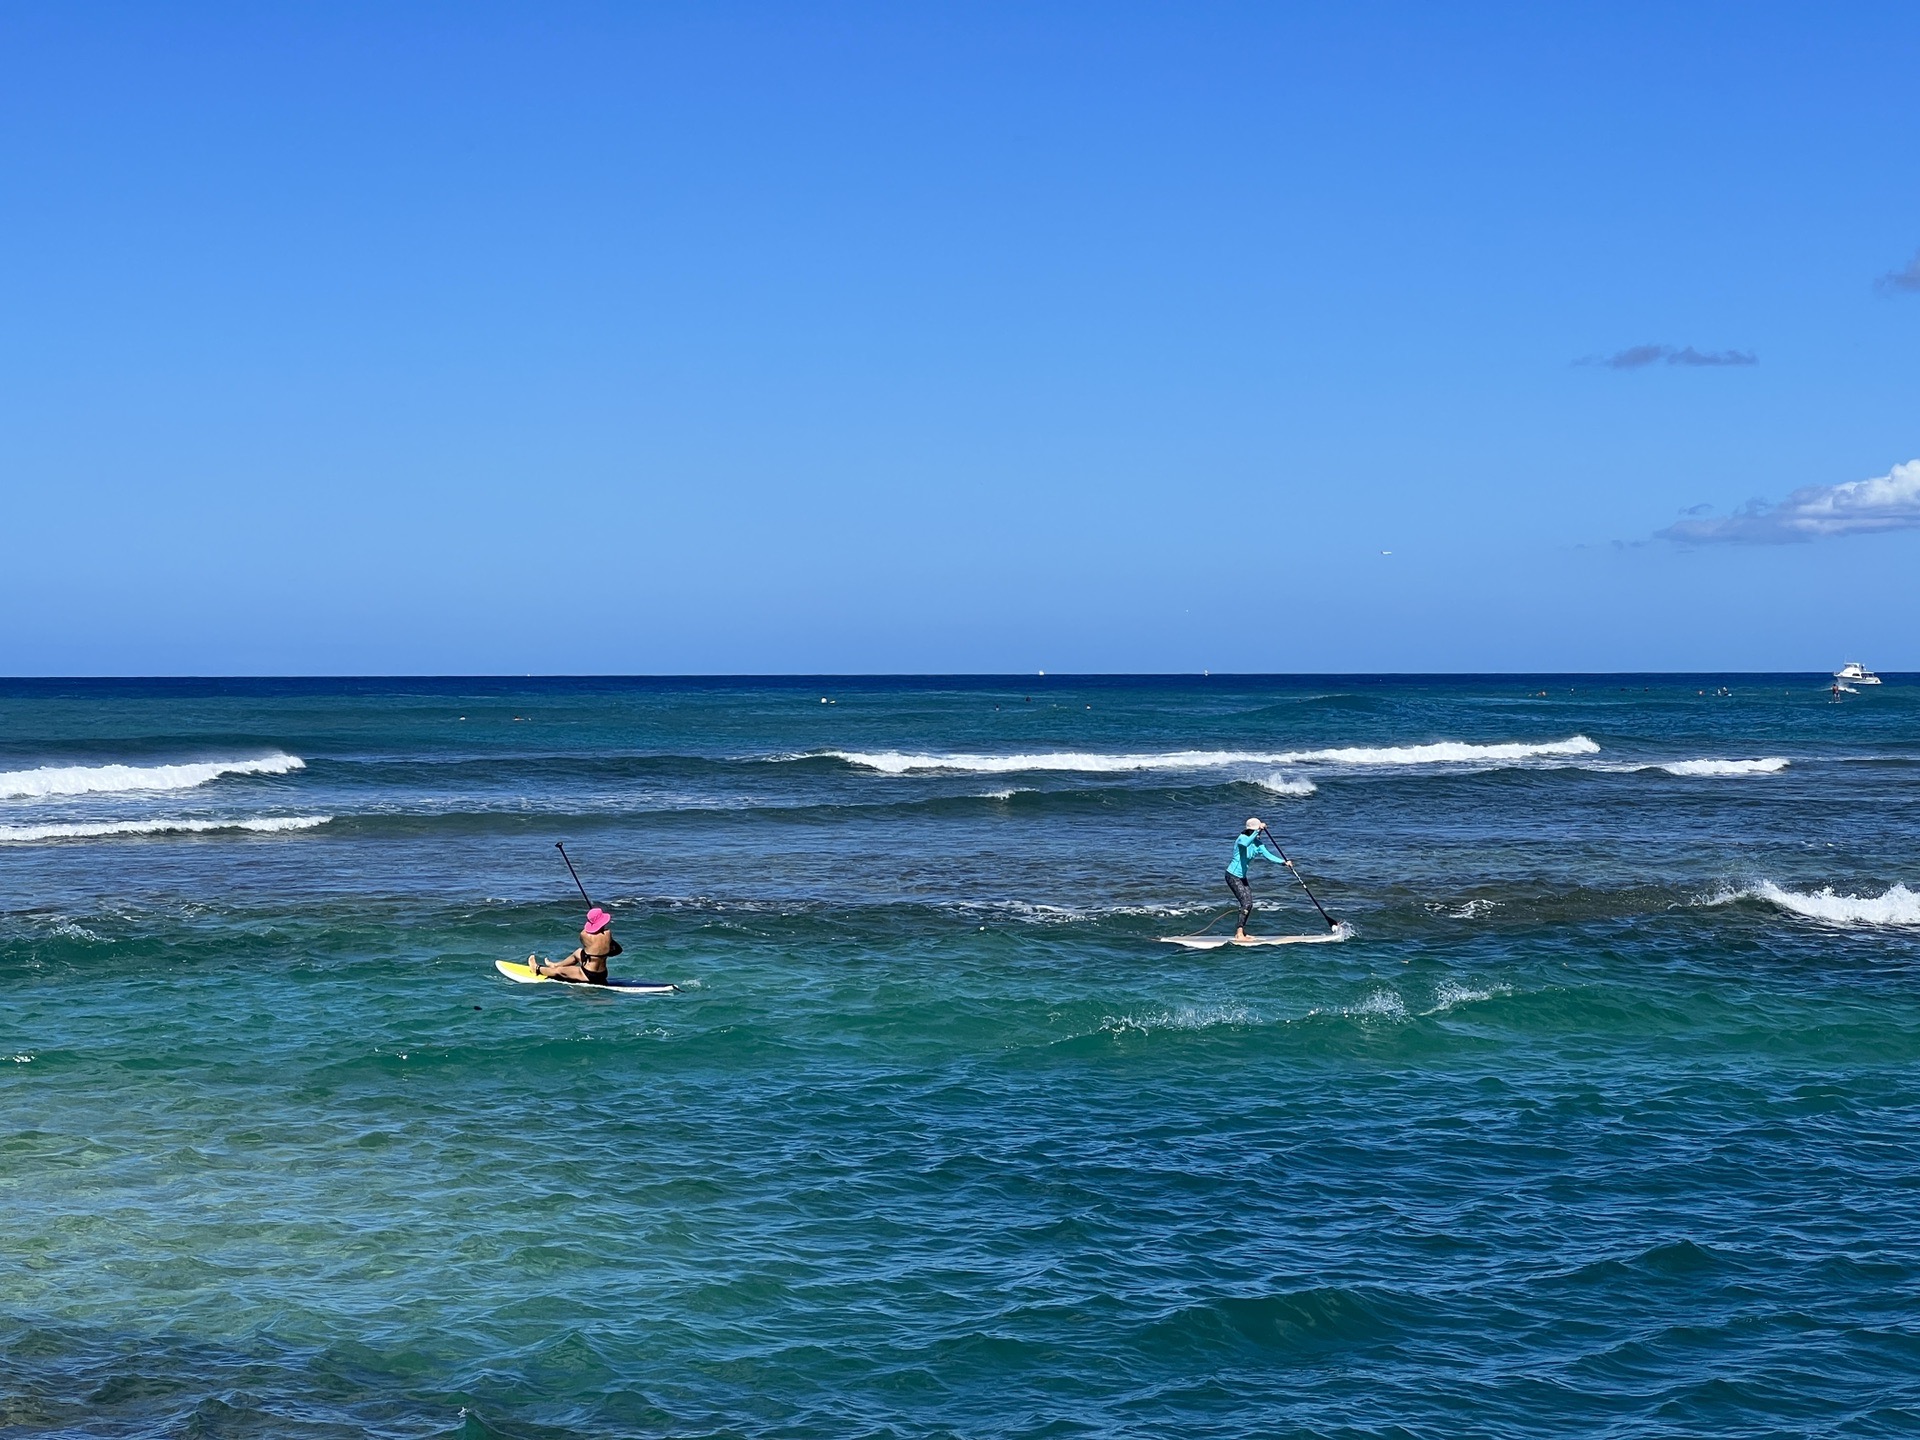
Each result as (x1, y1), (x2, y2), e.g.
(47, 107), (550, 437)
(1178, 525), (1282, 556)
(4, 676), (1919, 1437)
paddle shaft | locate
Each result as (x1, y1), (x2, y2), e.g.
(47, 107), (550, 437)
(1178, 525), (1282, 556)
(554, 842), (594, 908)
(1260, 828), (1337, 930)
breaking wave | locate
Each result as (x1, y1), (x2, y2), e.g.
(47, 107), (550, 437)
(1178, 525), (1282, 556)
(823, 737), (1598, 775)
(1256, 774), (1317, 797)
(1285, 737), (1599, 766)
(0, 815), (331, 843)
(1742, 881), (1920, 927)
(1429, 980), (1511, 1012)
(0, 754), (305, 800)
(1100, 1004), (1260, 1035)
(1428, 899), (1501, 920)
(1649, 758), (1789, 778)
(1345, 989), (1409, 1021)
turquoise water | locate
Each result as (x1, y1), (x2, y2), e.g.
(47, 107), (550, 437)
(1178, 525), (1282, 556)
(4, 676), (1919, 1437)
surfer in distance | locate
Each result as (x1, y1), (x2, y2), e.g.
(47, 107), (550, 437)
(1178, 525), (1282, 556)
(1227, 818), (1294, 941)
(527, 906), (622, 986)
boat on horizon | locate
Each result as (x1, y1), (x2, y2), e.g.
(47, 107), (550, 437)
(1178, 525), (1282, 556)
(1833, 662), (1882, 685)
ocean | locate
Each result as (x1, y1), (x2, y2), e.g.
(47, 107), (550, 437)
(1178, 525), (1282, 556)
(3, 675), (1918, 1438)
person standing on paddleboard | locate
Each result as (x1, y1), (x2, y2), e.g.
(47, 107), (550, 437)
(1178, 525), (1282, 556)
(1227, 818), (1294, 940)
(528, 906), (622, 986)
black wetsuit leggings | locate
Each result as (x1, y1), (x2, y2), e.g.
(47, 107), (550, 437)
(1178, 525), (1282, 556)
(1225, 871), (1254, 928)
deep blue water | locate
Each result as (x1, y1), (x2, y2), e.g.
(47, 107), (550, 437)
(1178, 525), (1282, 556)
(4, 675), (1919, 1438)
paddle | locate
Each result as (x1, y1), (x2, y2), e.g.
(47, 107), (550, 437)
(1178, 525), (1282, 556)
(1259, 827), (1338, 931)
(555, 841), (594, 909)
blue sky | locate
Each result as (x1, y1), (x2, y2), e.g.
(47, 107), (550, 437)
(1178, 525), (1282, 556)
(2, 2), (1916, 674)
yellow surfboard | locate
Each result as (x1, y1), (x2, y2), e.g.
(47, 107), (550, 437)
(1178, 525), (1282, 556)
(494, 960), (676, 995)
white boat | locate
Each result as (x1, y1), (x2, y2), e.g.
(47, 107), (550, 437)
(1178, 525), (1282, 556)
(1833, 662), (1881, 685)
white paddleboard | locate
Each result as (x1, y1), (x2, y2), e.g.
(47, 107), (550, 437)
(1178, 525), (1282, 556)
(495, 960), (676, 995)
(1160, 923), (1353, 950)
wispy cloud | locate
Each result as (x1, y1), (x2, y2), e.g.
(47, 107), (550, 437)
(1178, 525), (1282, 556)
(1579, 344), (1757, 369)
(1876, 249), (1920, 295)
(1660, 459), (1920, 543)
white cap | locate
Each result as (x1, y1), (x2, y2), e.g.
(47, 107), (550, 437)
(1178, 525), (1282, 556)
(1245, 817), (1263, 831)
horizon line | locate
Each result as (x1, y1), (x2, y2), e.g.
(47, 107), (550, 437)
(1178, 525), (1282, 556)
(0, 670), (1899, 683)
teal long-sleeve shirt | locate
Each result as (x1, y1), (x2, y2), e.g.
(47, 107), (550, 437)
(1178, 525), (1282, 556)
(1228, 832), (1285, 879)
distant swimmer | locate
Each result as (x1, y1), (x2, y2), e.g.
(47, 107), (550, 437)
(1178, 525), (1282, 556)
(1226, 818), (1294, 941)
(528, 906), (622, 986)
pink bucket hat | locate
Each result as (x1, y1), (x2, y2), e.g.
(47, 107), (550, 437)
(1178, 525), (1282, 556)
(584, 907), (612, 934)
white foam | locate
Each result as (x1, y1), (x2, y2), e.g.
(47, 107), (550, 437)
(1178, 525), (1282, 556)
(831, 748), (1264, 775)
(824, 736), (1598, 775)
(1430, 980), (1511, 1012)
(1651, 758), (1789, 778)
(1428, 898), (1501, 920)
(974, 899), (1204, 923)
(0, 754), (305, 800)
(1285, 737), (1600, 766)
(1256, 773), (1317, 797)
(1746, 881), (1920, 927)
(0, 815), (331, 843)
(1101, 1003), (1259, 1035)
(1348, 989), (1409, 1021)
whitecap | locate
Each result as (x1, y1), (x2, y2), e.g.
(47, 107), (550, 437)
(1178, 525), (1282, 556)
(0, 816), (331, 843)
(1649, 758), (1789, 778)
(1744, 881), (1920, 927)
(0, 754), (305, 800)
(1429, 980), (1511, 1012)
(1100, 1003), (1259, 1035)
(1427, 898), (1501, 920)
(1285, 737), (1599, 767)
(821, 736), (1598, 775)
(1348, 989), (1408, 1021)
(1256, 773), (1317, 797)
(967, 899), (1208, 924)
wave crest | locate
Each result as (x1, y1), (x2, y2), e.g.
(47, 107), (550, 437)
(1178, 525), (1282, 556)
(0, 754), (305, 800)
(1745, 881), (1920, 927)
(1429, 980), (1511, 1012)
(823, 737), (1597, 776)
(0, 816), (330, 843)
(1652, 758), (1789, 778)
(1256, 773), (1317, 797)
(1101, 1004), (1259, 1035)
(1288, 737), (1599, 766)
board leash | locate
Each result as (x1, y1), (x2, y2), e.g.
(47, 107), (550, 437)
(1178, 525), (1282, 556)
(1191, 907), (1238, 936)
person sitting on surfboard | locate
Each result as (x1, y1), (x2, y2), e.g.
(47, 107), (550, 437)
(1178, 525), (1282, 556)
(1227, 818), (1293, 940)
(528, 907), (622, 986)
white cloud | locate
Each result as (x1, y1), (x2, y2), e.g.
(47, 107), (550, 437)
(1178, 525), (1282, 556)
(1580, 344), (1757, 369)
(1660, 459), (1920, 543)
